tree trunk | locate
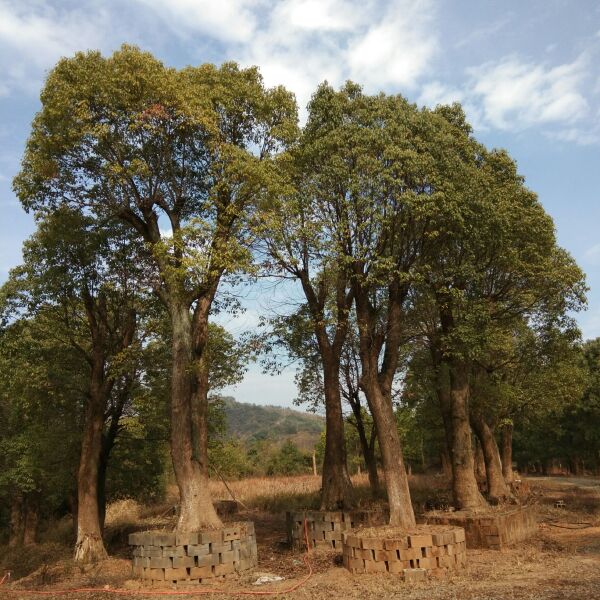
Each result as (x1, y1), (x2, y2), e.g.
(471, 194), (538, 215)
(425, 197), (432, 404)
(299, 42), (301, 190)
(320, 356), (353, 509)
(74, 352), (108, 563)
(447, 362), (487, 510)
(97, 442), (109, 531)
(440, 449), (452, 479)
(363, 377), (415, 527)
(171, 302), (221, 531)
(365, 430), (380, 495)
(471, 413), (514, 503)
(23, 494), (40, 546)
(501, 423), (514, 483)
(348, 396), (379, 495)
(9, 493), (23, 547)
(474, 440), (486, 484)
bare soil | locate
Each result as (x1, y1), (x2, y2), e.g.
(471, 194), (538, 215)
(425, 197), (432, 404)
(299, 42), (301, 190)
(3, 476), (600, 599)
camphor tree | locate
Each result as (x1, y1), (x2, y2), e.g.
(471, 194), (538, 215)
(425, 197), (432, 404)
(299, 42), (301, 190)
(259, 131), (358, 508)
(420, 105), (586, 509)
(2, 208), (142, 561)
(14, 45), (297, 533)
(288, 83), (455, 527)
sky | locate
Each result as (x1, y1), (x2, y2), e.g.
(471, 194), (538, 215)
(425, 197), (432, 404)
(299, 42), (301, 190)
(1, 0), (599, 408)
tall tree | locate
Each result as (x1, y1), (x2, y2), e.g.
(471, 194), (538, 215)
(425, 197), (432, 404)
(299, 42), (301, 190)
(290, 83), (450, 527)
(421, 105), (585, 509)
(3, 208), (142, 561)
(14, 46), (297, 532)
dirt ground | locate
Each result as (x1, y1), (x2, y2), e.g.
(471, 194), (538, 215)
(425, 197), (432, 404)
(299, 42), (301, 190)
(3, 476), (600, 599)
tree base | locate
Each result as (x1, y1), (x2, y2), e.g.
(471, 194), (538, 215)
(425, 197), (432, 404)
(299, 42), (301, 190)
(74, 533), (108, 563)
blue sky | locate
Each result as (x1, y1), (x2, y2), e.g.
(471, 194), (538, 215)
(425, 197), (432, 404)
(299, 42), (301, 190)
(1, 0), (599, 407)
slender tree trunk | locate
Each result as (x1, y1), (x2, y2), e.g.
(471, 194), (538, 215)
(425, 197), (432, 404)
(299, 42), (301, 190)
(362, 376), (415, 527)
(471, 413), (514, 502)
(320, 356), (353, 509)
(447, 362), (487, 510)
(432, 356), (454, 484)
(97, 443), (109, 531)
(474, 440), (486, 484)
(440, 449), (452, 479)
(349, 396), (379, 494)
(501, 423), (514, 483)
(74, 353), (108, 562)
(9, 493), (24, 547)
(171, 302), (221, 531)
(23, 494), (40, 546)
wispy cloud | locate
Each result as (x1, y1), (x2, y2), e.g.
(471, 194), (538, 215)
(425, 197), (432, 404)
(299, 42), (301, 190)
(419, 51), (597, 143)
(584, 243), (600, 266)
(468, 54), (590, 130)
(0, 1), (111, 96)
(137, 0), (439, 109)
(454, 14), (513, 50)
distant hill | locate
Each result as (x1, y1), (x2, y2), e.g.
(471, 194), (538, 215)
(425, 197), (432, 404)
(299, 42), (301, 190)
(221, 397), (324, 451)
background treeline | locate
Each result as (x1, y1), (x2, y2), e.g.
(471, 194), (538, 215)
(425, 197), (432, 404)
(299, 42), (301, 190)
(0, 44), (598, 562)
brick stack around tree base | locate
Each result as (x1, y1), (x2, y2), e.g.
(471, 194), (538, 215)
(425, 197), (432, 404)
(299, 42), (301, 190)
(128, 522), (257, 587)
(286, 509), (388, 550)
(342, 526), (467, 580)
(424, 506), (537, 549)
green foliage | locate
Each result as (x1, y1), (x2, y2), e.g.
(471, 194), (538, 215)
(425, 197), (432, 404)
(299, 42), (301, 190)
(266, 440), (312, 476)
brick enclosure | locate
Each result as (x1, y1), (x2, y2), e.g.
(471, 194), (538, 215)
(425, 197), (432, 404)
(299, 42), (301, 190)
(342, 526), (467, 579)
(424, 506), (537, 549)
(286, 509), (388, 550)
(128, 522), (257, 586)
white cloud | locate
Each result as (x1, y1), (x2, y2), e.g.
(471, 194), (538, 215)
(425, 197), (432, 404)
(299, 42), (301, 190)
(418, 81), (464, 107)
(139, 0), (438, 110)
(133, 0), (260, 44)
(0, 1), (110, 96)
(346, 0), (437, 90)
(467, 54), (590, 130)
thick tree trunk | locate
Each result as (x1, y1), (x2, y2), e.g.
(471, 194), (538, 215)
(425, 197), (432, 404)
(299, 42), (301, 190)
(471, 413), (514, 503)
(74, 353), (108, 563)
(501, 423), (514, 483)
(171, 302), (221, 531)
(9, 493), (23, 547)
(353, 282), (415, 528)
(23, 494), (40, 546)
(363, 378), (415, 528)
(320, 357), (353, 509)
(447, 363), (487, 510)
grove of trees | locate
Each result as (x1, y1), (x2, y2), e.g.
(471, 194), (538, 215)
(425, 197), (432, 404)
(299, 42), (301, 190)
(1, 45), (597, 562)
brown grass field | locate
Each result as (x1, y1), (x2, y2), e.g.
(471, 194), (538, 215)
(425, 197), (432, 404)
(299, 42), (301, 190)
(2, 473), (600, 599)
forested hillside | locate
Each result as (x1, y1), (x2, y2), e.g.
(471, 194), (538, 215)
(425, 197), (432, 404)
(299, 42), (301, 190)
(222, 397), (323, 450)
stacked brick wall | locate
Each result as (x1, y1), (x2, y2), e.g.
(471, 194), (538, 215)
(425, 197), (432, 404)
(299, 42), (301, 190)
(128, 522), (257, 585)
(286, 509), (388, 550)
(342, 527), (467, 579)
(425, 506), (537, 549)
